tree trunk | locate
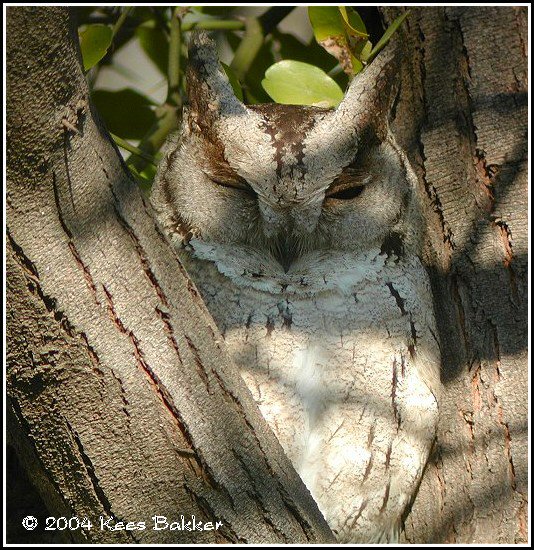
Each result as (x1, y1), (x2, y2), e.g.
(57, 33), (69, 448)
(6, 6), (527, 544)
(384, 6), (528, 543)
(6, 7), (334, 544)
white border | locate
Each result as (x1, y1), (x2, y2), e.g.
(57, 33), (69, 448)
(3, 3), (531, 547)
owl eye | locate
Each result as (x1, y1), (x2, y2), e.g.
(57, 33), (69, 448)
(325, 178), (369, 202)
(325, 183), (366, 200)
(210, 177), (257, 197)
(325, 169), (371, 201)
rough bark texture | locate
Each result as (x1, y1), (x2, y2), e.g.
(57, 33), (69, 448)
(6, 7), (334, 543)
(384, 6), (528, 543)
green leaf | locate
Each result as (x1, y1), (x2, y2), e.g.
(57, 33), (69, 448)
(79, 24), (113, 71)
(368, 11), (409, 62)
(136, 26), (170, 75)
(221, 62), (244, 102)
(262, 60), (344, 108)
(308, 6), (345, 42)
(92, 89), (157, 140)
(339, 7), (369, 63)
(307, 6), (360, 75)
(338, 7), (368, 38)
(272, 31), (336, 73)
(273, 30), (349, 92)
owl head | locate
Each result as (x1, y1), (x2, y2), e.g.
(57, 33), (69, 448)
(152, 32), (422, 273)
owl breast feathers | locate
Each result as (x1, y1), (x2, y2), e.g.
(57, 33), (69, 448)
(151, 31), (441, 543)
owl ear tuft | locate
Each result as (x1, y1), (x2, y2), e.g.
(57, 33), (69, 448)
(186, 31), (246, 130)
(335, 43), (400, 139)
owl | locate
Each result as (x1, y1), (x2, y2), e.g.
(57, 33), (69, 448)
(151, 32), (441, 543)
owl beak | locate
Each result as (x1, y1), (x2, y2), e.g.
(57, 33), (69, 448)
(271, 230), (303, 274)
(258, 199), (318, 272)
(276, 237), (293, 273)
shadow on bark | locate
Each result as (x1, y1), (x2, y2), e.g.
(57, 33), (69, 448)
(429, 135), (527, 384)
(6, 446), (71, 544)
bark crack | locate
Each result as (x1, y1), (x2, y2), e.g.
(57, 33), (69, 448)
(182, 484), (242, 543)
(415, 22), (455, 253)
(460, 408), (475, 480)
(232, 450), (292, 543)
(108, 368), (132, 429)
(434, 450), (446, 514)
(155, 306), (183, 365)
(62, 130), (76, 213)
(210, 369), (275, 475)
(391, 358), (401, 428)
(101, 284), (200, 470)
(66, 419), (138, 542)
(8, 230), (103, 378)
(470, 364), (482, 413)
(108, 183), (171, 309)
(151, 217), (201, 300)
(385, 282), (407, 315)
(489, 322), (520, 498)
(52, 172), (100, 305)
(447, 11), (497, 217)
(451, 274), (471, 367)
(384, 442), (393, 471)
(409, 317), (418, 358)
(184, 334), (211, 394)
(492, 219), (519, 302)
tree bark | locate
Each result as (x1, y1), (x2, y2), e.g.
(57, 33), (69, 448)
(384, 6), (528, 543)
(6, 7), (334, 543)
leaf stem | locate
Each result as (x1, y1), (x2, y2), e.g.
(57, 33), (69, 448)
(230, 17), (263, 82)
(327, 64), (343, 77)
(182, 19), (245, 32)
(126, 104), (179, 171)
(111, 6), (133, 38)
(111, 133), (158, 164)
(180, 7), (294, 33)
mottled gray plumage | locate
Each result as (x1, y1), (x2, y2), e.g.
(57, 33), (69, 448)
(151, 32), (441, 543)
